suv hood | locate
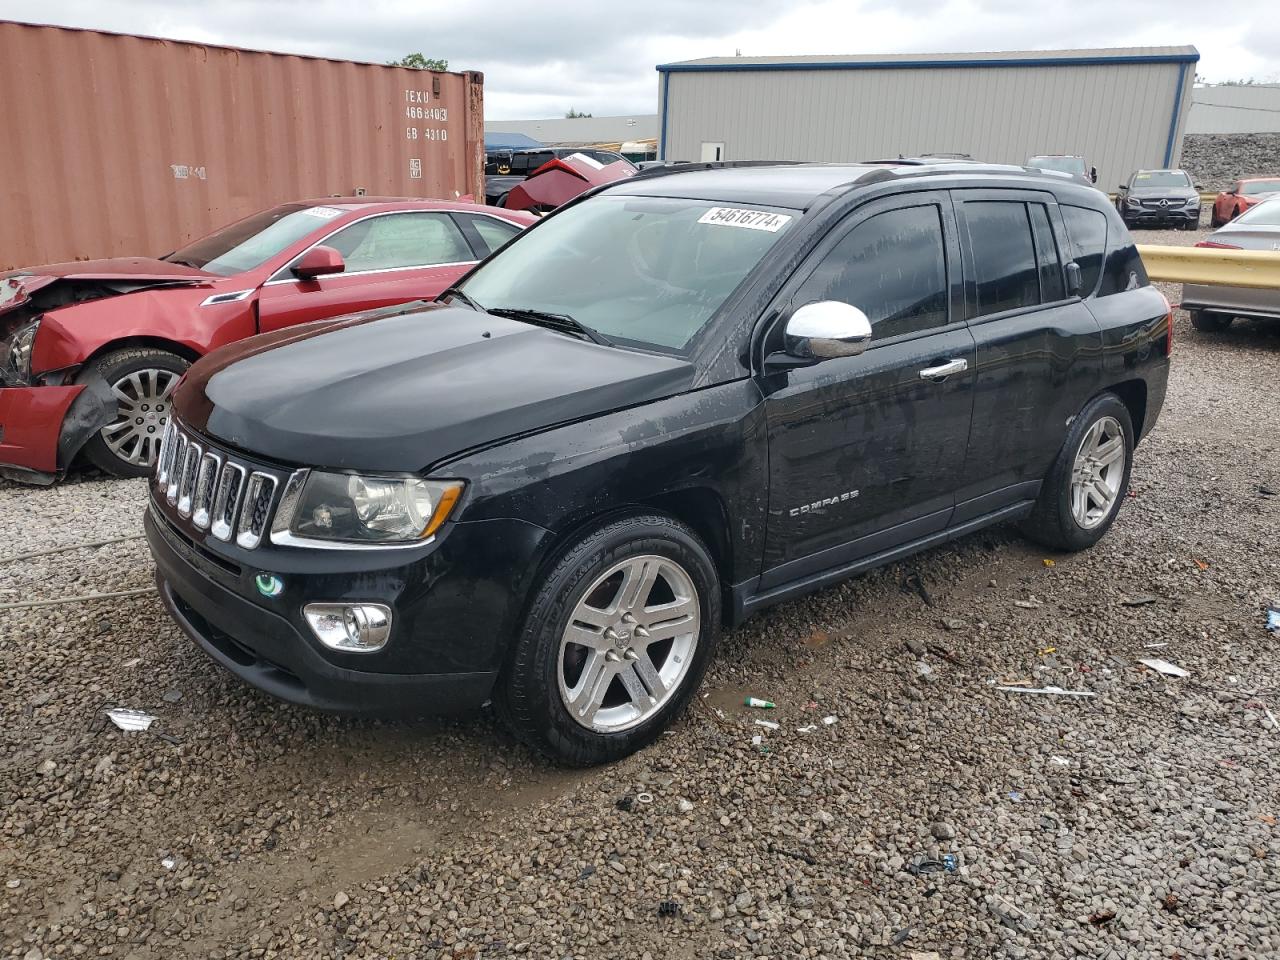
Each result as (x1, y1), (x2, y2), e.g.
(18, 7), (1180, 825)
(176, 304), (697, 472)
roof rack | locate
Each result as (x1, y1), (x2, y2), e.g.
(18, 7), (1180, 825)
(628, 159), (802, 181)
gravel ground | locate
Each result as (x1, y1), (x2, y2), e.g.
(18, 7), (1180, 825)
(3, 222), (1279, 960)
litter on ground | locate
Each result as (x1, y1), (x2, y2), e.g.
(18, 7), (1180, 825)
(105, 708), (157, 732)
(1138, 658), (1190, 678)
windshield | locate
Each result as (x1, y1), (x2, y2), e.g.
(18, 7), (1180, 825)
(1235, 197), (1280, 226)
(459, 195), (796, 352)
(1242, 179), (1280, 197)
(165, 204), (342, 276)
(1132, 171), (1191, 189)
(1029, 156), (1086, 175)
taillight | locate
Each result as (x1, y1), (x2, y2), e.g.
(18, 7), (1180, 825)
(1195, 240), (1242, 249)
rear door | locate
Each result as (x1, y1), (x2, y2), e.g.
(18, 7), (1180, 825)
(758, 191), (975, 586)
(256, 212), (479, 333)
(951, 190), (1102, 522)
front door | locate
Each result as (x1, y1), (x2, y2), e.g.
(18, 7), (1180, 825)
(758, 192), (975, 589)
(256, 212), (479, 333)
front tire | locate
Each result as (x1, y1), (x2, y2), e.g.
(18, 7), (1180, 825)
(496, 513), (721, 766)
(1021, 393), (1134, 552)
(77, 348), (188, 477)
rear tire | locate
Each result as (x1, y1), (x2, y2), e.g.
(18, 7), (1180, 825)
(77, 348), (188, 478)
(495, 513), (720, 766)
(1021, 393), (1134, 552)
(1190, 310), (1233, 333)
(1210, 209), (1223, 227)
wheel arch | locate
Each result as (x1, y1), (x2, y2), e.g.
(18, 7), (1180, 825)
(81, 337), (202, 369)
(524, 486), (735, 628)
(1102, 378), (1147, 442)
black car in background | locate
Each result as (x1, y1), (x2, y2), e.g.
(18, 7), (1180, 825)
(147, 161), (1171, 765)
(1027, 155), (1098, 188)
(1115, 169), (1202, 229)
(484, 147), (634, 206)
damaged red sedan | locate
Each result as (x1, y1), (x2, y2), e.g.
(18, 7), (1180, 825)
(0, 198), (533, 483)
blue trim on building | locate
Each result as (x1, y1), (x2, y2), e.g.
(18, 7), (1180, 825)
(659, 71), (670, 161)
(656, 52), (1199, 74)
(1164, 62), (1189, 167)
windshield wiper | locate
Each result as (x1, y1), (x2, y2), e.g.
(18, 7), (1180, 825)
(166, 258), (202, 269)
(487, 307), (613, 346)
(441, 286), (483, 311)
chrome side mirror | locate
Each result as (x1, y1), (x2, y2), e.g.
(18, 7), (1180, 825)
(784, 301), (873, 360)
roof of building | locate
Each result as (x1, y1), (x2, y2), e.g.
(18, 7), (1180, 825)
(658, 45), (1199, 72)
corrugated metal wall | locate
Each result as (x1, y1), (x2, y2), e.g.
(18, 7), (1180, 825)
(1188, 84), (1280, 134)
(659, 54), (1196, 191)
(0, 21), (485, 269)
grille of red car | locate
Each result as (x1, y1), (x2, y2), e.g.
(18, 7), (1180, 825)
(155, 420), (279, 550)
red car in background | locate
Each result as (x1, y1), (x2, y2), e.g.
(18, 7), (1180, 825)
(1210, 177), (1280, 226)
(0, 198), (534, 483)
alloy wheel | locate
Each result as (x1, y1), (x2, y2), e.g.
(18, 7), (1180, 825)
(101, 368), (181, 468)
(557, 554), (701, 733)
(1069, 415), (1125, 530)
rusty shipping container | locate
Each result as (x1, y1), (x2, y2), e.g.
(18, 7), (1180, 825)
(0, 21), (486, 269)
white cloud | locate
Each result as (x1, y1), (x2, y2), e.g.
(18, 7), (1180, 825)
(0, 0), (1274, 119)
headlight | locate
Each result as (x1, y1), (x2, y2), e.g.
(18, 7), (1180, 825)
(1125, 197), (1141, 207)
(1186, 197), (1201, 207)
(7, 318), (39, 382)
(275, 471), (463, 545)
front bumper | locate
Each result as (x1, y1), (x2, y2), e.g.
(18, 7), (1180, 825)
(1122, 207), (1199, 227)
(0, 378), (116, 483)
(146, 496), (553, 715)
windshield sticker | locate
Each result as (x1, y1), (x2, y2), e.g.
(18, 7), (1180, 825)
(303, 206), (344, 219)
(698, 207), (793, 232)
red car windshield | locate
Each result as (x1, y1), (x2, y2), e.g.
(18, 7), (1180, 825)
(164, 204), (344, 276)
(1241, 180), (1280, 197)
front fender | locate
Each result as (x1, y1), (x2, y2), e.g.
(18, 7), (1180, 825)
(31, 289), (257, 374)
(437, 379), (769, 587)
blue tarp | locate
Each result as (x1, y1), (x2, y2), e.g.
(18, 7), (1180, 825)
(484, 133), (544, 151)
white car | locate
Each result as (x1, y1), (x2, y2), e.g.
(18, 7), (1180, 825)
(1183, 196), (1280, 332)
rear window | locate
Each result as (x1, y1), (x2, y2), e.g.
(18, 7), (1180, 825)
(1236, 198), (1280, 226)
(1061, 205), (1107, 296)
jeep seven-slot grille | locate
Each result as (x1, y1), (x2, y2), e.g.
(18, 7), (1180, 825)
(155, 420), (279, 550)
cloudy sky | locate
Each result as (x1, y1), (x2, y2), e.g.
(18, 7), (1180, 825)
(1, 0), (1276, 119)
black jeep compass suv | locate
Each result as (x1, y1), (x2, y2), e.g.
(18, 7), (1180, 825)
(146, 161), (1171, 765)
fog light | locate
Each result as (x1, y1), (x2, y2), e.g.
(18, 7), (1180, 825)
(303, 603), (392, 653)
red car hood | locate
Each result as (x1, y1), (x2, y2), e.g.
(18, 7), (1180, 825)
(1, 258), (213, 317)
(3, 257), (215, 283)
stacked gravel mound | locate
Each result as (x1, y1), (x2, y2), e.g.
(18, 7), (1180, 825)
(1179, 133), (1280, 191)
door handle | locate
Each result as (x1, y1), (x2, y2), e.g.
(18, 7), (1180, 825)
(918, 358), (968, 380)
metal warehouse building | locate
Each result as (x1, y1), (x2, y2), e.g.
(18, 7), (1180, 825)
(657, 46), (1199, 189)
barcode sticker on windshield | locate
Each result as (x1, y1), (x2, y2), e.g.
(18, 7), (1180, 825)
(698, 207), (792, 232)
(303, 206), (343, 219)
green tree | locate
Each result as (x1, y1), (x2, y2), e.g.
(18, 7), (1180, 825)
(565, 108), (593, 118)
(390, 53), (449, 71)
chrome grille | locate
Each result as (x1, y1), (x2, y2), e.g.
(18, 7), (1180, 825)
(155, 421), (280, 550)
(176, 441), (202, 518)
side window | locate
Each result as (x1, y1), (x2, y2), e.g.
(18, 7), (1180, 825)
(1060, 205), (1106, 297)
(794, 204), (948, 341)
(323, 213), (472, 273)
(1028, 204), (1065, 302)
(1098, 211), (1148, 296)
(463, 215), (521, 256)
(964, 201), (1039, 317)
